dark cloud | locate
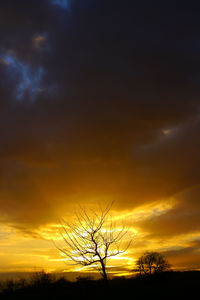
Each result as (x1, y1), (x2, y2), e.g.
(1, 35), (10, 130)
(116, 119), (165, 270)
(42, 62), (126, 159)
(0, 0), (200, 235)
(163, 240), (200, 270)
(129, 118), (200, 202)
(135, 186), (200, 238)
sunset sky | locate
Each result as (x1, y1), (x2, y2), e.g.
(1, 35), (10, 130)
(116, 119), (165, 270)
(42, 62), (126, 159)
(1, 0), (200, 279)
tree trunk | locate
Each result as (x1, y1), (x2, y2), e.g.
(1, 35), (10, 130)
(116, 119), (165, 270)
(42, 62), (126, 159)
(100, 259), (108, 285)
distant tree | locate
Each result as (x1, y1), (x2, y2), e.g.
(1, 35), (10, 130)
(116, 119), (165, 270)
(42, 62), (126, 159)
(55, 203), (132, 284)
(137, 252), (170, 276)
(31, 271), (54, 287)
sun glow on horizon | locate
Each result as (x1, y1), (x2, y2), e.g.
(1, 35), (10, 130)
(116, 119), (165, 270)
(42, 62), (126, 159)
(0, 199), (200, 278)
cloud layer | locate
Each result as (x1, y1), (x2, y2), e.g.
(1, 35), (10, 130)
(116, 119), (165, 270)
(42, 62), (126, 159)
(0, 0), (200, 271)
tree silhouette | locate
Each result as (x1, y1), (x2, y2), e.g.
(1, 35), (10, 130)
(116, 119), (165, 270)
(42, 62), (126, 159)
(56, 203), (131, 283)
(137, 252), (170, 276)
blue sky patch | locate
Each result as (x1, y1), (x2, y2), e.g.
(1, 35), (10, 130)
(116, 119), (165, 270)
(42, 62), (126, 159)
(51, 0), (69, 10)
(0, 52), (45, 102)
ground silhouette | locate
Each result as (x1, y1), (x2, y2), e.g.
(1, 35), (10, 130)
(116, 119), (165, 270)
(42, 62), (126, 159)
(0, 270), (199, 299)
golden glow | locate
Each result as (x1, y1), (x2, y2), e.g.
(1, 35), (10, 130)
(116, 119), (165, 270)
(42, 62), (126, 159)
(112, 199), (175, 223)
(1, 197), (199, 278)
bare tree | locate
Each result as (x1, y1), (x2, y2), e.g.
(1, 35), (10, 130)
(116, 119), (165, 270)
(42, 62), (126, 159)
(137, 252), (170, 276)
(55, 203), (132, 283)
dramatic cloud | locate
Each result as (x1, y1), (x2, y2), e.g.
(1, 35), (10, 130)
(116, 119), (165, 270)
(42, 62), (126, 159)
(0, 0), (200, 273)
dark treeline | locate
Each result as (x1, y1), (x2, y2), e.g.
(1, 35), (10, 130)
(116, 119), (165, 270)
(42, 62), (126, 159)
(0, 270), (199, 299)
